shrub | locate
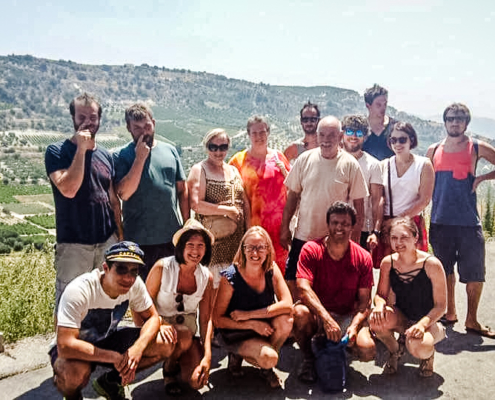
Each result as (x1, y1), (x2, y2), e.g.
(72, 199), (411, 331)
(0, 244), (11, 254)
(0, 246), (55, 342)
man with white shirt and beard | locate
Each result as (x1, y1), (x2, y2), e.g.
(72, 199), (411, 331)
(280, 116), (368, 292)
(342, 115), (384, 251)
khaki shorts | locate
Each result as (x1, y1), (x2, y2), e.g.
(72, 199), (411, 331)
(54, 234), (118, 311)
(161, 313), (198, 335)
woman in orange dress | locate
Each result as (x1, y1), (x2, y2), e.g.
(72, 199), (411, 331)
(229, 116), (290, 274)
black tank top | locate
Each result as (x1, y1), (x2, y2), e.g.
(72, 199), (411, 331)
(221, 264), (275, 315)
(389, 256), (434, 322)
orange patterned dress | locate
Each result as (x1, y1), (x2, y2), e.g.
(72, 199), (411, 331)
(229, 149), (290, 274)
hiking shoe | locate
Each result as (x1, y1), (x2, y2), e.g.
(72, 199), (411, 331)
(92, 372), (126, 400)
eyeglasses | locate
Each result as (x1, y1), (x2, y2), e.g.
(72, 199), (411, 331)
(207, 143), (229, 152)
(445, 116), (467, 123)
(115, 264), (140, 278)
(243, 244), (269, 253)
(344, 129), (364, 138)
(301, 117), (319, 123)
(175, 294), (184, 312)
(389, 137), (408, 145)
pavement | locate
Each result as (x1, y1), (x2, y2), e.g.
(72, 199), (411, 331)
(1, 244), (495, 399)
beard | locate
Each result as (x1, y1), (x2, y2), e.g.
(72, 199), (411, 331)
(136, 133), (154, 147)
(303, 127), (317, 135)
(446, 128), (465, 137)
(73, 119), (100, 136)
(343, 142), (362, 153)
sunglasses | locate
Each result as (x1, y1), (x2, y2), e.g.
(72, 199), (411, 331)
(445, 116), (467, 123)
(115, 264), (140, 278)
(243, 244), (269, 253)
(344, 129), (364, 138)
(389, 136), (408, 145)
(175, 294), (184, 312)
(207, 143), (229, 152)
(301, 117), (319, 123)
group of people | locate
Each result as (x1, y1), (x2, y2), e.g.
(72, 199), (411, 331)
(44, 84), (495, 399)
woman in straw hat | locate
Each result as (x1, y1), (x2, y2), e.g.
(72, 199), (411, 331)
(145, 219), (215, 395)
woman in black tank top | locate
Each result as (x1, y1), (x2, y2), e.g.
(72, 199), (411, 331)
(369, 217), (447, 377)
(213, 226), (293, 388)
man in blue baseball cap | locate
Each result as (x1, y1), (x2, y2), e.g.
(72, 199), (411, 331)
(49, 241), (173, 400)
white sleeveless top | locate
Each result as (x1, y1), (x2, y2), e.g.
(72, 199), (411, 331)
(383, 155), (427, 217)
(155, 256), (210, 317)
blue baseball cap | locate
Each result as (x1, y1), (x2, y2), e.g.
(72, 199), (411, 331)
(104, 241), (145, 265)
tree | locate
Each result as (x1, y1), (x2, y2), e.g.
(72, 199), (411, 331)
(483, 187), (493, 236)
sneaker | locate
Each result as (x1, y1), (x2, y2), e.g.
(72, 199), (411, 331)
(92, 372), (126, 400)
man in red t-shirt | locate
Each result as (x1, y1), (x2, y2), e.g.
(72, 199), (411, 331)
(293, 201), (375, 383)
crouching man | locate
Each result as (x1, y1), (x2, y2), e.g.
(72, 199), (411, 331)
(49, 241), (172, 400)
(293, 202), (376, 383)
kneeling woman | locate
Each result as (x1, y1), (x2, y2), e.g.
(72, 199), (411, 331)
(369, 217), (446, 377)
(146, 219), (215, 395)
(213, 226), (293, 388)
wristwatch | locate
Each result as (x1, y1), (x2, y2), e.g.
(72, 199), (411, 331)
(372, 230), (381, 236)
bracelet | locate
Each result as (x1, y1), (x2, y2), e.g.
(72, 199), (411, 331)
(373, 230), (381, 236)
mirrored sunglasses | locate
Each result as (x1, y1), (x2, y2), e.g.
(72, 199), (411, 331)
(389, 136), (408, 145)
(344, 129), (364, 138)
(207, 143), (229, 152)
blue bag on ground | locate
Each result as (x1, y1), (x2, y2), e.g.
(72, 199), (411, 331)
(312, 334), (349, 393)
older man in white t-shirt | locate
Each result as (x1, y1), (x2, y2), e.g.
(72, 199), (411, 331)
(280, 116), (368, 292)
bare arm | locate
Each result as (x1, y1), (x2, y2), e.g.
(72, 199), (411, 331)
(367, 183), (384, 250)
(283, 143), (298, 162)
(399, 159), (435, 217)
(473, 141), (495, 191)
(57, 326), (122, 365)
(297, 277), (342, 342)
(280, 190), (300, 249)
(49, 132), (94, 198)
(177, 180), (190, 222)
(230, 263), (293, 321)
(347, 288), (372, 342)
(109, 181), (123, 240)
(352, 198), (365, 242)
(115, 136), (149, 201)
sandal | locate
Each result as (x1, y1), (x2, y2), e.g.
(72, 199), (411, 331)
(162, 361), (182, 396)
(260, 368), (282, 389)
(297, 358), (317, 383)
(419, 352), (435, 378)
(383, 341), (405, 375)
(227, 352), (244, 377)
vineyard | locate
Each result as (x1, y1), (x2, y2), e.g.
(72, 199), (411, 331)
(25, 214), (56, 229)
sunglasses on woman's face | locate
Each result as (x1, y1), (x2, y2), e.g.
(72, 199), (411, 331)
(175, 294), (184, 312)
(207, 143), (229, 152)
(114, 264), (140, 278)
(389, 136), (408, 145)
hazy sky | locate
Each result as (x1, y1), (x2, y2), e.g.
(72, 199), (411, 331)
(2, 0), (494, 118)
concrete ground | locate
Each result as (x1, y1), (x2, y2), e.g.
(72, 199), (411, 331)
(1, 243), (495, 399)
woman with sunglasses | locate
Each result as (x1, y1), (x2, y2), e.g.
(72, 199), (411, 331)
(213, 226), (293, 389)
(229, 116), (291, 276)
(188, 128), (250, 292)
(372, 122), (435, 268)
(369, 217), (446, 377)
(145, 219), (215, 395)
